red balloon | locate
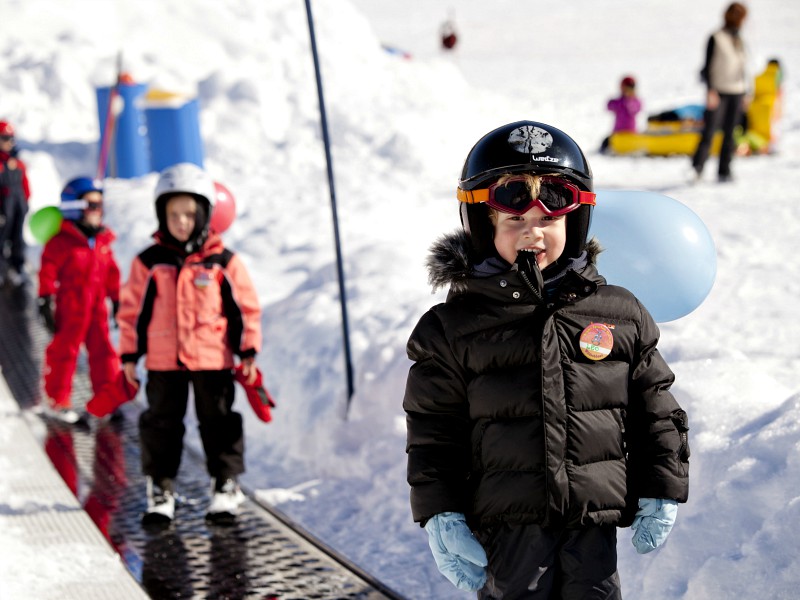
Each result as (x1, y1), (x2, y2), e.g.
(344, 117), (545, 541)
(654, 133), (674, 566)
(210, 181), (236, 233)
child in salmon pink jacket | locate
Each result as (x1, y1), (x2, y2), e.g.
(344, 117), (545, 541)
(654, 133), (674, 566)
(117, 163), (261, 525)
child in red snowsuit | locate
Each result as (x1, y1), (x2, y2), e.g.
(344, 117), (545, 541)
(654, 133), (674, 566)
(117, 163), (261, 525)
(38, 177), (121, 424)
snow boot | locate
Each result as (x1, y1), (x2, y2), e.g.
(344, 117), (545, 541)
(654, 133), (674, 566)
(206, 477), (245, 524)
(41, 404), (89, 428)
(142, 477), (175, 526)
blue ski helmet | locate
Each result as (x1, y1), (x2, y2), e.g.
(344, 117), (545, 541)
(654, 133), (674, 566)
(60, 177), (102, 221)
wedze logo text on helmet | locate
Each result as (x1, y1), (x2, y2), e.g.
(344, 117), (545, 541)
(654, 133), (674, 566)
(507, 125), (559, 162)
(458, 120), (592, 191)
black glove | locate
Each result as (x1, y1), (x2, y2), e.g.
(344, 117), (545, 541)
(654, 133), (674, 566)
(111, 300), (120, 329)
(37, 295), (56, 333)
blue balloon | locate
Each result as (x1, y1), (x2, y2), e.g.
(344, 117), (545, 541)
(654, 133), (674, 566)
(587, 190), (717, 323)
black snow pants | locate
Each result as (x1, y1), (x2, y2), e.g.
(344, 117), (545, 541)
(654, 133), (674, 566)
(0, 166), (28, 273)
(476, 522), (622, 600)
(692, 92), (745, 178)
(140, 369), (244, 484)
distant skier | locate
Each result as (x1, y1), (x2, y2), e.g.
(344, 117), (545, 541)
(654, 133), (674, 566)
(0, 120), (31, 286)
(600, 75), (642, 153)
(117, 163), (261, 526)
(441, 20), (458, 50)
(404, 121), (690, 596)
(38, 178), (121, 425)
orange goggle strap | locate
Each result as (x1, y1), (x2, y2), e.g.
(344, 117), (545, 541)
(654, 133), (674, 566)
(457, 188), (489, 204)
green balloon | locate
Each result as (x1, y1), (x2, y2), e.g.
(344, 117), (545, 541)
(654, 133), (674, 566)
(29, 206), (63, 245)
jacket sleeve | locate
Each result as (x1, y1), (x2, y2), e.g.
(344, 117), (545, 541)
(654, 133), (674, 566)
(20, 161), (30, 201)
(118, 257), (149, 363)
(38, 234), (64, 297)
(700, 34), (716, 87)
(625, 96), (642, 115)
(225, 253), (261, 357)
(404, 309), (472, 525)
(627, 300), (690, 503)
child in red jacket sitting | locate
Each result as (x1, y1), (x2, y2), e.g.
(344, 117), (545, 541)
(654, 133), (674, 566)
(117, 163), (262, 526)
(38, 177), (121, 424)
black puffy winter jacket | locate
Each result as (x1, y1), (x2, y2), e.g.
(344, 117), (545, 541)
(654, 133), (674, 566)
(404, 232), (690, 530)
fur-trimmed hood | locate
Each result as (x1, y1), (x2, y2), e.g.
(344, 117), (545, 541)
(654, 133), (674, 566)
(426, 229), (602, 294)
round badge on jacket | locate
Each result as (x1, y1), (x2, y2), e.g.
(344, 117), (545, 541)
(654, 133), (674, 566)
(579, 323), (614, 361)
(194, 271), (212, 289)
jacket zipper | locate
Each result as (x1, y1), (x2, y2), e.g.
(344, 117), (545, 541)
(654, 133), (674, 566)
(518, 268), (553, 521)
(518, 270), (544, 304)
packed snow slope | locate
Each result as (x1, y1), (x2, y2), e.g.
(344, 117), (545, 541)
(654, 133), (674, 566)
(1, 0), (799, 597)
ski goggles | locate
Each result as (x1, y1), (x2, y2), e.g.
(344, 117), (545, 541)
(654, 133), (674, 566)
(457, 176), (596, 216)
(60, 200), (103, 213)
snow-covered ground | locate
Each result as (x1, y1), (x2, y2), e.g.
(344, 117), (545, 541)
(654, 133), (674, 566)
(1, 0), (800, 597)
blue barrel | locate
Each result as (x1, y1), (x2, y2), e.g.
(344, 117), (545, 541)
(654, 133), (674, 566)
(96, 82), (151, 178)
(144, 95), (204, 172)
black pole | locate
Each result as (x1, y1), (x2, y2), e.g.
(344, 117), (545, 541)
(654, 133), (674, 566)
(304, 0), (356, 408)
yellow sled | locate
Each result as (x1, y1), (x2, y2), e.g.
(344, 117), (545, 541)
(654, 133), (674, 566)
(609, 129), (722, 157)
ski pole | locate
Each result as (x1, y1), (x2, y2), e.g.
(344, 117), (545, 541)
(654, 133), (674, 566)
(304, 0), (356, 412)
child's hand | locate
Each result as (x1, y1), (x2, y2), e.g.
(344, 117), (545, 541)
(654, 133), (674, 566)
(123, 362), (139, 389)
(37, 295), (56, 334)
(241, 357), (257, 386)
(631, 498), (678, 554)
(706, 89), (720, 110)
(424, 512), (488, 591)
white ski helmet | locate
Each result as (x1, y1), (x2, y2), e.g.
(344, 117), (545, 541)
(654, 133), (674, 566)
(154, 162), (216, 252)
(154, 162), (215, 209)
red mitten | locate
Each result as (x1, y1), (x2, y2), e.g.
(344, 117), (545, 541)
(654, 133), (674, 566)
(234, 365), (276, 423)
(86, 371), (138, 417)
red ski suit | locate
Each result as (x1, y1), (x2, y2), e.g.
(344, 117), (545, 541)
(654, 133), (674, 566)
(39, 220), (120, 408)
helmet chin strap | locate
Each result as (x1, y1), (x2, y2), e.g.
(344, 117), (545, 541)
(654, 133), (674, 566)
(183, 225), (209, 254)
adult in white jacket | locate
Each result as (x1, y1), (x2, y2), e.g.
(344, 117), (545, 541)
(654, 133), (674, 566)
(691, 2), (749, 183)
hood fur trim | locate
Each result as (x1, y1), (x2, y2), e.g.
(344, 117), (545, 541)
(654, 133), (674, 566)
(426, 230), (602, 293)
(426, 230), (473, 293)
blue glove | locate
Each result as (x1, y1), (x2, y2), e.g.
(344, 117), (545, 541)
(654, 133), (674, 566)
(631, 498), (678, 554)
(424, 512), (488, 591)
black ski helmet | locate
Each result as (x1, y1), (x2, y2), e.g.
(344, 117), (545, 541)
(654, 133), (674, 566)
(458, 120), (594, 263)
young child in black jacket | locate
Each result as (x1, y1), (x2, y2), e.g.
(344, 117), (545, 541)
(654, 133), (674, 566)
(404, 120), (690, 598)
